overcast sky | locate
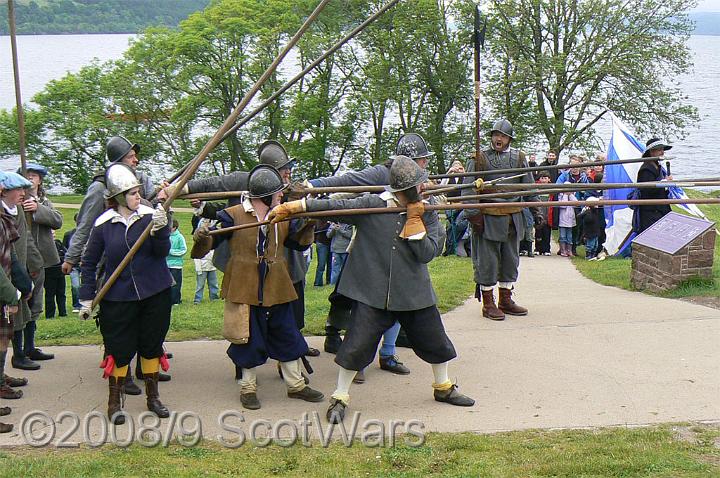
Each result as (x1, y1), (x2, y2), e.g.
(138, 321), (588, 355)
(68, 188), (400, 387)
(693, 0), (720, 12)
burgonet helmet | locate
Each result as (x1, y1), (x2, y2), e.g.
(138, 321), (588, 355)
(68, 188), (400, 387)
(258, 140), (294, 170)
(387, 155), (429, 193)
(394, 133), (434, 160)
(104, 163), (141, 200)
(248, 165), (287, 198)
(489, 119), (514, 139)
(106, 136), (140, 164)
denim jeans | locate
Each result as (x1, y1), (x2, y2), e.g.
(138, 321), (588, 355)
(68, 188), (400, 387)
(70, 267), (81, 308)
(585, 236), (599, 258)
(330, 252), (348, 285)
(170, 268), (183, 305)
(559, 226), (573, 244)
(378, 321), (401, 358)
(313, 243), (331, 286)
(194, 270), (219, 303)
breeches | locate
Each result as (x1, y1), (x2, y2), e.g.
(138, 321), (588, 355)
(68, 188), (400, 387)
(99, 288), (172, 367)
(227, 302), (308, 369)
(335, 301), (456, 371)
(471, 225), (520, 286)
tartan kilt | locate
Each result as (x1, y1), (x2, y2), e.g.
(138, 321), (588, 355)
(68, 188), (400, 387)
(0, 310), (14, 344)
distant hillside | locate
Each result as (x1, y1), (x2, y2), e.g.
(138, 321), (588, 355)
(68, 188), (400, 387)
(0, 0), (210, 35)
(689, 12), (720, 36)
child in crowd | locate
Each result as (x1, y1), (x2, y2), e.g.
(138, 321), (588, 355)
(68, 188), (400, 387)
(578, 197), (603, 260)
(44, 231), (67, 318)
(167, 219), (187, 305)
(192, 219), (219, 304)
(534, 172), (552, 256)
(557, 186), (577, 257)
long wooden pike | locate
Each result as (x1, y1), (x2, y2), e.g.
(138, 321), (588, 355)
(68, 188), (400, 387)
(429, 156), (675, 180)
(149, 0), (403, 201)
(92, 0), (332, 308)
(208, 197), (720, 235)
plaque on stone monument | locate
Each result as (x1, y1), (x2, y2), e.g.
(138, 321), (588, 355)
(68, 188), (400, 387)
(632, 212), (715, 254)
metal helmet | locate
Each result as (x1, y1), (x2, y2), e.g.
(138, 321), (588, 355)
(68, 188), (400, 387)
(248, 164), (286, 198)
(394, 133), (434, 160)
(258, 140), (294, 170)
(17, 162), (48, 179)
(387, 155), (429, 193)
(106, 136), (140, 164)
(489, 119), (514, 139)
(104, 163), (141, 200)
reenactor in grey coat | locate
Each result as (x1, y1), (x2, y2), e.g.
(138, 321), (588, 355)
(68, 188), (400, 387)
(461, 119), (541, 321)
(15, 163), (63, 368)
(271, 156), (474, 423)
(299, 133), (446, 377)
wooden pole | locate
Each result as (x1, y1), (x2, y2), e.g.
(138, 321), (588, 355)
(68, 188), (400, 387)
(149, 0), (402, 201)
(428, 156), (672, 180)
(7, 0), (26, 175)
(209, 197), (720, 235)
(92, 0), (331, 308)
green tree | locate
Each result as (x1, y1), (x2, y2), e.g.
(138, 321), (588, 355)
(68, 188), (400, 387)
(484, 0), (699, 153)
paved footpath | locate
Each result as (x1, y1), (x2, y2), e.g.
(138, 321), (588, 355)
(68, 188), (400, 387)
(1, 253), (718, 446)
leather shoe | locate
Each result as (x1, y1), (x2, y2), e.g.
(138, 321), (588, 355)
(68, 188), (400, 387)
(0, 384), (23, 399)
(135, 368), (171, 382)
(26, 348), (54, 361)
(11, 355), (40, 371)
(324, 329), (342, 354)
(123, 376), (142, 396)
(4, 375), (27, 387)
(305, 347), (321, 357)
(352, 370), (365, 384)
(240, 392), (261, 410)
(287, 386), (324, 402)
(433, 384), (475, 407)
(379, 355), (410, 375)
(326, 398), (346, 424)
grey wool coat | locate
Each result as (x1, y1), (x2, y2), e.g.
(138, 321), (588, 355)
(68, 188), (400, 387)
(4, 206), (43, 331)
(306, 192), (442, 311)
(29, 193), (63, 267)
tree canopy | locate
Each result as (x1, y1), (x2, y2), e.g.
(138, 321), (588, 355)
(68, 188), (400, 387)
(0, 0), (210, 34)
(0, 0), (699, 191)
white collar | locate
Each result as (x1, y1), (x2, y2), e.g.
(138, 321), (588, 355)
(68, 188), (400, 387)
(242, 194), (254, 213)
(94, 204), (154, 227)
(2, 201), (17, 216)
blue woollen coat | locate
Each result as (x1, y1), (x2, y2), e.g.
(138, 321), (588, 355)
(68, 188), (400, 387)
(79, 205), (173, 302)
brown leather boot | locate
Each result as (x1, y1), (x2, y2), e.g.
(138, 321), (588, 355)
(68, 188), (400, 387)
(145, 372), (170, 418)
(498, 288), (528, 316)
(481, 290), (505, 321)
(108, 376), (126, 425)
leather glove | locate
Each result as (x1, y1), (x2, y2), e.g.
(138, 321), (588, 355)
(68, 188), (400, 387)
(473, 178), (485, 191)
(79, 300), (93, 321)
(400, 201), (426, 240)
(268, 200), (306, 223)
(151, 204), (168, 234)
(159, 182), (188, 201)
(287, 180), (311, 201)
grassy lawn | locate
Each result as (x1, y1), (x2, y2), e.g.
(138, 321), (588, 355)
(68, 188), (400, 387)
(37, 196), (474, 346)
(1, 425), (719, 477)
(571, 191), (720, 299)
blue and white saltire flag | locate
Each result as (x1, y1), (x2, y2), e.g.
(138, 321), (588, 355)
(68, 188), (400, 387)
(603, 113), (708, 255)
